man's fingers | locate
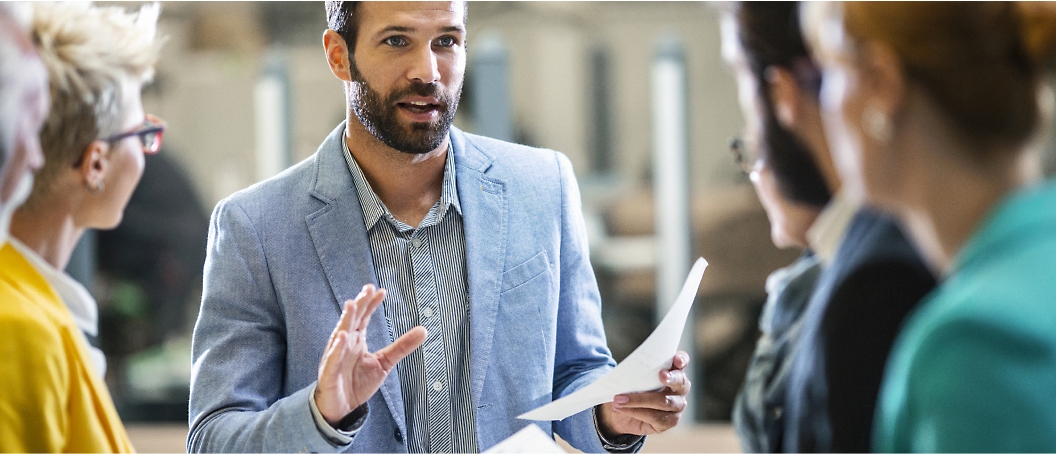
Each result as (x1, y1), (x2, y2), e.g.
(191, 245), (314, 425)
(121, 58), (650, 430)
(333, 299), (358, 341)
(672, 350), (690, 370)
(609, 405), (681, 433)
(375, 326), (427, 371)
(659, 369), (690, 394)
(352, 285), (376, 324)
(356, 287), (386, 333)
(318, 330), (350, 382)
(613, 391), (687, 413)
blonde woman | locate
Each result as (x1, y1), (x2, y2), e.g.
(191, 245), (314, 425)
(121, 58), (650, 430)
(0, 3), (162, 451)
(804, 2), (1056, 451)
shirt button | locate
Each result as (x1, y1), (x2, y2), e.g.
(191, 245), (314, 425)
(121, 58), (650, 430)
(432, 381), (443, 391)
(411, 238), (423, 248)
(421, 307), (433, 318)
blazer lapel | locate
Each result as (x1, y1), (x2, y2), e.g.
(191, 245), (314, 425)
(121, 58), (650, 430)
(451, 129), (507, 407)
(305, 122), (408, 437)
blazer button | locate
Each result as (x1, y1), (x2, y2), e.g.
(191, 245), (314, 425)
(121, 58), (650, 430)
(394, 427), (403, 443)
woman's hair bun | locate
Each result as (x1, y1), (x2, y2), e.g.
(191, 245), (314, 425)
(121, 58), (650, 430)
(1018, 2), (1056, 72)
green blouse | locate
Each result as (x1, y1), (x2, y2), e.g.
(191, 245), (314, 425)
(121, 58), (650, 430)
(874, 180), (1056, 452)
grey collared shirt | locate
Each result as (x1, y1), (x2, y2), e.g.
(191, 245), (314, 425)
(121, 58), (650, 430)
(342, 137), (477, 453)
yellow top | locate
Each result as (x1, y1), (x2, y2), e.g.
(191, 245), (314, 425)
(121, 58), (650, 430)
(0, 243), (134, 452)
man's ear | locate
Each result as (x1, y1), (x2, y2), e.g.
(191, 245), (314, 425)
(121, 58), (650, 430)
(764, 66), (803, 130)
(78, 140), (108, 192)
(323, 29), (353, 82)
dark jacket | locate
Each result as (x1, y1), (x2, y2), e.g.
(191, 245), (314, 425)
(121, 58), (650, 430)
(733, 253), (822, 453)
(783, 209), (937, 453)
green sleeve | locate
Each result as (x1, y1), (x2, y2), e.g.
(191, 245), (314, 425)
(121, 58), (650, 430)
(880, 317), (1056, 452)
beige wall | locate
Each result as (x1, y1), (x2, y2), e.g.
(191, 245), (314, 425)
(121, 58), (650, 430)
(468, 2), (743, 189)
(140, 2), (747, 210)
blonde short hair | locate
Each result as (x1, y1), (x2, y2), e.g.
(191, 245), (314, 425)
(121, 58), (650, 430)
(29, 2), (161, 200)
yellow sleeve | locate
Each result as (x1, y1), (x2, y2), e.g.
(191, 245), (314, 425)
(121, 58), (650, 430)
(0, 312), (70, 452)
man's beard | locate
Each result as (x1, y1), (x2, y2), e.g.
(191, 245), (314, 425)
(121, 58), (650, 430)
(347, 57), (462, 155)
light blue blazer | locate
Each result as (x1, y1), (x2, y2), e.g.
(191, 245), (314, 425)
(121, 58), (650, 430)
(188, 123), (619, 453)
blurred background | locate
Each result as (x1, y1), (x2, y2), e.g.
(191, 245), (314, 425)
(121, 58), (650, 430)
(69, 1), (1056, 451)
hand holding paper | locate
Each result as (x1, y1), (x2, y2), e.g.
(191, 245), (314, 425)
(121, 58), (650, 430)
(518, 258), (707, 422)
(597, 349), (691, 437)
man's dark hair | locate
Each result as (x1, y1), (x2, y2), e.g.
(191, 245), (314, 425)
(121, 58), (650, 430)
(325, 1), (469, 53)
(325, 1), (359, 52)
(733, 1), (831, 208)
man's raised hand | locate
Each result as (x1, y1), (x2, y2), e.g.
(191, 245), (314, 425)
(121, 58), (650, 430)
(314, 284), (427, 425)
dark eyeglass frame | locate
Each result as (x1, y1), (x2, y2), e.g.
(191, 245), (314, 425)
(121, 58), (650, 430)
(102, 114), (165, 154)
(729, 135), (757, 175)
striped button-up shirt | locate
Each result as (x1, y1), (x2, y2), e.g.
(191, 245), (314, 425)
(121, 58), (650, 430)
(343, 138), (477, 453)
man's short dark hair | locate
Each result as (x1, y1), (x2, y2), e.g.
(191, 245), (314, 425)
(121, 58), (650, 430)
(325, 1), (360, 52)
(732, 2), (831, 208)
(324, 1), (469, 53)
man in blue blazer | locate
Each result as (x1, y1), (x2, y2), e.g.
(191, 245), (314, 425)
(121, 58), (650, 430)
(187, 2), (690, 452)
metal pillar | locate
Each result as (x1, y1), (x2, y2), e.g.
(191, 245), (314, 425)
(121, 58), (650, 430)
(470, 34), (514, 142)
(254, 50), (292, 182)
(590, 47), (614, 174)
(651, 34), (696, 421)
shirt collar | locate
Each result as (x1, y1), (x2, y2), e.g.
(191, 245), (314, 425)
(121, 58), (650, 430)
(806, 190), (860, 265)
(8, 237), (98, 337)
(342, 134), (461, 232)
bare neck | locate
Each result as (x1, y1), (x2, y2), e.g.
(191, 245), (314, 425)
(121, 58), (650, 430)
(895, 128), (1033, 275)
(345, 119), (449, 228)
(9, 195), (84, 271)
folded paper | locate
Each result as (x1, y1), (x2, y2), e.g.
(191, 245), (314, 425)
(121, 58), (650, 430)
(518, 257), (708, 421)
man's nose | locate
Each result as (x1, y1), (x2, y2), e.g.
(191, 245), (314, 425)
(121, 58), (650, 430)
(407, 45), (441, 84)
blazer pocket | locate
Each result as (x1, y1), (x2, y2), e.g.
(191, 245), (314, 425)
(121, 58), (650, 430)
(500, 251), (551, 294)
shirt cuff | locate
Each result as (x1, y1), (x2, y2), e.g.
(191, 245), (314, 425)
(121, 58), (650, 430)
(309, 383), (368, 446)
(592, 406), (645, 452)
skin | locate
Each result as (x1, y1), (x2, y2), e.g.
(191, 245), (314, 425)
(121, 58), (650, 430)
(719, 14), (841, 249)
(809, 9), (1035, 275)
(315, 1), (689, 437)
(10, 83), (148, 271)
(323, 1), (462, 228)
(0, 17), (48, 212)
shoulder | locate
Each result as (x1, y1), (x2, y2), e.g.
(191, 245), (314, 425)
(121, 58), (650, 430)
(893, 280), (1056, 389)
(0, 249), (65, 340)
(824, 210), (935, 302)
(454, 129), (571, 180)
(840, 210), (922, 266)
(219, 154), (320, 214)
(0, 287), (56, 338)
(217, 123), (351, 217)
(0, 280), (67, 368)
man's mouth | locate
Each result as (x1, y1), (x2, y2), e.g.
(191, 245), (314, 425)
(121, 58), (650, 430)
(398, 100), (440, 114)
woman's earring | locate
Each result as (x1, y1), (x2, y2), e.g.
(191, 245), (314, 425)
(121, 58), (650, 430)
(88, 180), (104, 193)
(862, 103), (892, 142)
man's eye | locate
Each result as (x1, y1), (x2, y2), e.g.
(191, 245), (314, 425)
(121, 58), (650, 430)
(384, 36), (407, 46)
(436, 36), (456, 47)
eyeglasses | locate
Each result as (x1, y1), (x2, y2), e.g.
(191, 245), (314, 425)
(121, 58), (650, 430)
(729, 135), (759, 175)
(102, 114), (165, 154)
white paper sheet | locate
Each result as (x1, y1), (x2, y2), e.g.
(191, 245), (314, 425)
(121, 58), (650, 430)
(518, 257), (708, 421)
(483, 424), (566, 453)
